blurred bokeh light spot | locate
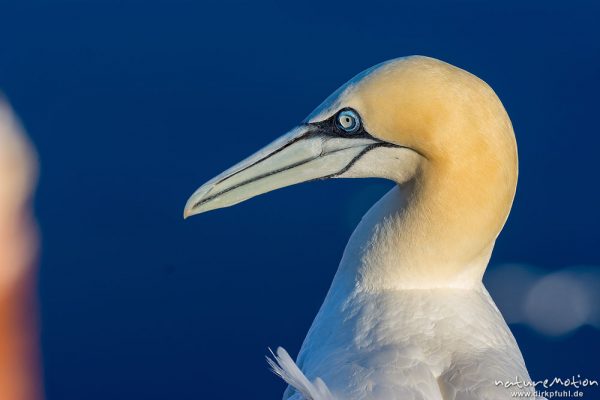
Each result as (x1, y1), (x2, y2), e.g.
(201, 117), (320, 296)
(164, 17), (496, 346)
(487, 264), (600, 337)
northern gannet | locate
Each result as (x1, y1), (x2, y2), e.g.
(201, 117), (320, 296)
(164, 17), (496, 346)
(184, 56), (540, 399)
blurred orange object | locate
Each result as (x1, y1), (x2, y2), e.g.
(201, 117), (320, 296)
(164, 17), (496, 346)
(0, 98), (42, 400)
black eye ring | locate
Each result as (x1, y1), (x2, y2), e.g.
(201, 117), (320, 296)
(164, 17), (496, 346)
(336, 109), (361, 133)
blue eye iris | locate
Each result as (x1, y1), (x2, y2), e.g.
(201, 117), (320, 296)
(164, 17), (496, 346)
(336, 110), (361, 133)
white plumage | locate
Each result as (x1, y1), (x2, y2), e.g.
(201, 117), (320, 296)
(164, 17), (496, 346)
(269, 187), (537, 399)
(185, 56), (543, 399)
(268, 347), (335, 400)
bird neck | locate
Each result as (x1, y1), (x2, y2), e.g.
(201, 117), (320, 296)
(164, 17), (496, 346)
(335, 158), (515, 292)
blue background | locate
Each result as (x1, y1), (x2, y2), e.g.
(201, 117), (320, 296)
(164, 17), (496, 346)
(1, 0), (599, 398)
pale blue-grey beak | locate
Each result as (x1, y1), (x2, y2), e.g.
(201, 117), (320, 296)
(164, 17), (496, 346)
(183, 125), (380, 218)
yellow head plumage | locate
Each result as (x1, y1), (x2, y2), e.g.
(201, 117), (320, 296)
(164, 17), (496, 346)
(185, 56), (518, 287)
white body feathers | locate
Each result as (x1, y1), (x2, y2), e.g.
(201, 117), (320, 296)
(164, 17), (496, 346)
(270, 187), (540, 400)
(184, 56), (538, 400)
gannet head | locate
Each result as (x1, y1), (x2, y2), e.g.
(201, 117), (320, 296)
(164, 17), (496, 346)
(184, 56), (518, 265)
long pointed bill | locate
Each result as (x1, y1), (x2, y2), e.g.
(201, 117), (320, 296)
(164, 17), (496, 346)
(184, 125), (382, 218)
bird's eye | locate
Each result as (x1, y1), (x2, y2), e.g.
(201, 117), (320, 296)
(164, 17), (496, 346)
(336, 110), (361, 133)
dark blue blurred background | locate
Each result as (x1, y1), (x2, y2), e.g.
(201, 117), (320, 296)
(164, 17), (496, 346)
(1, 0), (599, 398)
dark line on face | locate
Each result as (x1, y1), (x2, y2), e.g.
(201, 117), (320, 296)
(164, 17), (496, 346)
(316, 142), (400, 180)
(206, 109), (373, 191)
(190, 107), (419, 211)
(311, 107), (428, 160)
(192, 136), (380, 209)
(209, 125), (315, 189)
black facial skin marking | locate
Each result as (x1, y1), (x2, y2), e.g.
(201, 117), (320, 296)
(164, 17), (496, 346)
(305, 108), (400, 178)
(191, 108), (399, 210)
(310, 107), (375, 140)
